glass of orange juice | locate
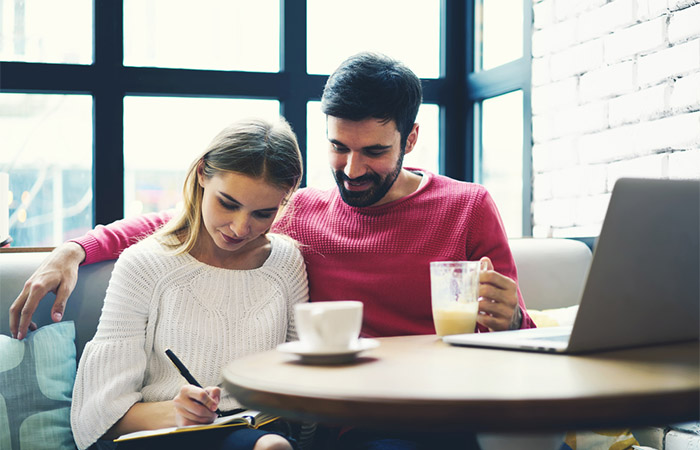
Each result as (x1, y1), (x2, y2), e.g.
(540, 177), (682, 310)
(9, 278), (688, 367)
(430, 261), (481, 336)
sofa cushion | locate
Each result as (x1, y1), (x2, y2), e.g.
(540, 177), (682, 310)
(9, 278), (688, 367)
(509, 238), (592, 310)
(0, 321), (77, 450)
(527, 305), (579, 328)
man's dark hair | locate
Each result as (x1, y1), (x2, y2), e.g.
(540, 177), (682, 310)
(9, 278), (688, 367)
(321, 52), (423, 148)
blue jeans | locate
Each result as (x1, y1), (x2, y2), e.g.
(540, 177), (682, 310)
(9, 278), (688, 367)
(109, 421), (296, 450)
(336, 428), (480, 450)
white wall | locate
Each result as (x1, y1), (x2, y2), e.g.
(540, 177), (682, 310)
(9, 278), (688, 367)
(531, 0), (700, 237)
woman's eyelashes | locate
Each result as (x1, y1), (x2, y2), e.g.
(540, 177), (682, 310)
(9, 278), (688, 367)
(254, 211), (275, 219)
(217, 197), (238, 210)
(217, 198), (275, 219)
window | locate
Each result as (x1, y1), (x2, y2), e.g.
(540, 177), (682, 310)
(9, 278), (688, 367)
(123, 97), (280, 216)
(123, 0), (280, 72)
(476, 0), (523, 71)
(0, 93), (92, 246)
(1, 0), (532, 246)
(307, 0), (441, 78)
(470, 0), (532, 237)
(479, 91), (524, 235)
(0, 0), (93, 64)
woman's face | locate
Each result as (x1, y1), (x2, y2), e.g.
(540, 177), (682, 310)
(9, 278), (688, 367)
(198, 170), (287, 256)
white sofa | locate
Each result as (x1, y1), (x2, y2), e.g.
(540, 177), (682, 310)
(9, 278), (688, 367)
(0, 251), (115, 360)
(0, 251), (116, 450)
(0, 238), (592, 357)
(1, 240), (697, 450)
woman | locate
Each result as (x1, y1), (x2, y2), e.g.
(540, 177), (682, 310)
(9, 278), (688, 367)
(70, 118), (307, 450)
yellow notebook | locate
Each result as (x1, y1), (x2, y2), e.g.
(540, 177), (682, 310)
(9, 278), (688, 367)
(113, 409), (278, 442)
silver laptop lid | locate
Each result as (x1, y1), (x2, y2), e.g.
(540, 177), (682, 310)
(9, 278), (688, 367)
(567, 178), (700, 353)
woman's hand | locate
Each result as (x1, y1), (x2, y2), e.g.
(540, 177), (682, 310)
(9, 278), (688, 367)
(173, 385), (221, 426)
(10, 242), (85, 340)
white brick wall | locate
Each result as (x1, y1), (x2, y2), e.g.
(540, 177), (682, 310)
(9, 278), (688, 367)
(531, 0), (700, 238)
(670, 71), (700, 110)
(550, 39), (605, 80)
(579, 60), (635, 101)
(668, 148), (700, 177)
(638, 39), (700, 86)
(669, 3), (700, 41)
(604, 17), (665, 62)
(578, 0), (636, 42)
(608, 83), (667, 125)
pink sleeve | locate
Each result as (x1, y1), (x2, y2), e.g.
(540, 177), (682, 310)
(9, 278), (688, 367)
(69, 211), (175, 265)
(466, 189), (536, 330)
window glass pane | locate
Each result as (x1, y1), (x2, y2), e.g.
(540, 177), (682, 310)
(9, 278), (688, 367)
(479, 90), (523, 237)
(475, 0), (523, 71)
(307, 0), (440, 78)
(406, 104), (440, 175)
(306, 101), (440, 190)
(0, 0), (92, 64)
(124, 0), (279, 72)
(0, 94), (93, 247)
(124, 97), (280, 217)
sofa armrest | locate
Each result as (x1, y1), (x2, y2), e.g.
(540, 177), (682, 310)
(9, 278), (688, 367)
(509, 238), (592, 311)
(0, 251), (115, 359)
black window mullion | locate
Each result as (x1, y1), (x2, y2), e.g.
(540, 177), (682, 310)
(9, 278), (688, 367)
(122, 68), (287, 97)
(281, 0), (310, 187)
(0, 62), (92, 92)
(441, 0), (470, 182)
(93, 0), (124, 226)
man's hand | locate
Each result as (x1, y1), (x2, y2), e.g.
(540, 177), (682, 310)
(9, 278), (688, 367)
(173, 385), (221, 427)
(9, 242), (85, 340)
(476, 257), (522, 331)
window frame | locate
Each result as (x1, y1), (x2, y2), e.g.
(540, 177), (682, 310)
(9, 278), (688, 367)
(466, 0), (533, 236)
(0, 0), (532, 235)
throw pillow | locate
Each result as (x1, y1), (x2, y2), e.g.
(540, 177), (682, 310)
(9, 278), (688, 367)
(0, 321), (77, 450)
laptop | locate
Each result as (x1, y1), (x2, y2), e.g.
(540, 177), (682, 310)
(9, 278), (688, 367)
(444, 177), (700, 354)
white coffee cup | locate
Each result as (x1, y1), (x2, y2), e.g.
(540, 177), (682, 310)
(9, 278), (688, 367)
(294, 301), (363, 351)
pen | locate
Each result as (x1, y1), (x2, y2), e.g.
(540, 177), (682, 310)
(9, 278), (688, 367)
(165, 348), (223, 417)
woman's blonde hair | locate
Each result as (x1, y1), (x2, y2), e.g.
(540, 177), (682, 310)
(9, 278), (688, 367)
(154, 117), (303, 255)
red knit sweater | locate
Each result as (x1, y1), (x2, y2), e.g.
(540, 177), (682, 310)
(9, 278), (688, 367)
(73, 169), (534, 337)
(274, 170), (535, 337)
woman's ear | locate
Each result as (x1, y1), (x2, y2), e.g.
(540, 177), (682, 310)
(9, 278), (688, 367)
(196, 160), (205, 188)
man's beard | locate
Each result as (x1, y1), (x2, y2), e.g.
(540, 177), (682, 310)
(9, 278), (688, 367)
(333, 151), (404, 207)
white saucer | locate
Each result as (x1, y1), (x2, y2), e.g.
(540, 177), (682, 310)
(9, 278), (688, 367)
(277, 338), (380, 364)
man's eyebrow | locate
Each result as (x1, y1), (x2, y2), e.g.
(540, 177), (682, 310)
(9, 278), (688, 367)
(219, 192), (279, 212)
(329, 139), (392, 151)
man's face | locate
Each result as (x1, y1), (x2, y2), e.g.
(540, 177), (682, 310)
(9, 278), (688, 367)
(327, 116), (406, 207)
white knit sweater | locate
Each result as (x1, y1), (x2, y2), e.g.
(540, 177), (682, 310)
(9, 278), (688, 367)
(70, 233), (308, 449)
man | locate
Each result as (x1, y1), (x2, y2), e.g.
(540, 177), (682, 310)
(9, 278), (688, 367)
(10, 52), (535, 448)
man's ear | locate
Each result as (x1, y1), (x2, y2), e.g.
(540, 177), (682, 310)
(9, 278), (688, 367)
(404, 123), (420, 155)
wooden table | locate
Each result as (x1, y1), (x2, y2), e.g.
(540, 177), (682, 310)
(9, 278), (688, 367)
(222, 335), (700, 432)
